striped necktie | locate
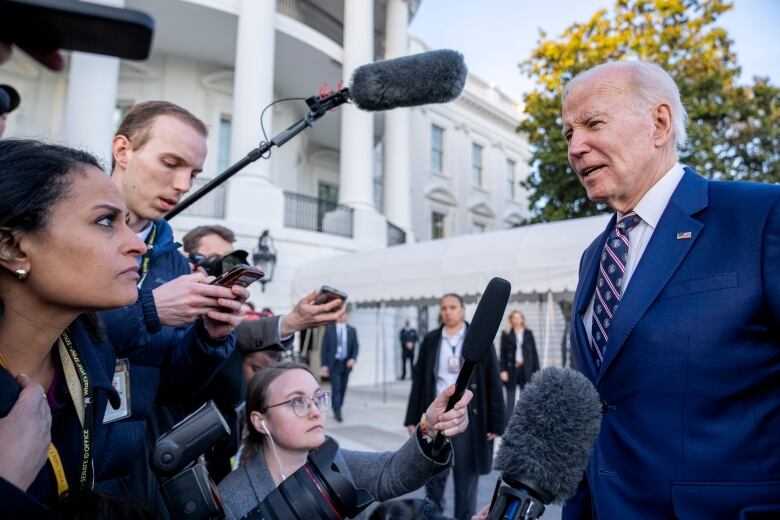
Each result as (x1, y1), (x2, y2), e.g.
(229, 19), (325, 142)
(590, 211), (642, 366)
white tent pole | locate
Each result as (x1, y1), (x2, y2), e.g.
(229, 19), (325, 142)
(380, 302), (387, 403)
(543, 290), (554, 367)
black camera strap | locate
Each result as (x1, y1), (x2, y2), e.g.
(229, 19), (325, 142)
(137, 222), (158, 289)
(58, 329), (95, 490)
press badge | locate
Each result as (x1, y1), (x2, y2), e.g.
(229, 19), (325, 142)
(448, 356), (461, 374)
(103, 358), (131, 424)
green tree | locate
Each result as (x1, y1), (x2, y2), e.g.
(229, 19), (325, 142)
(519, 0), (780, 222)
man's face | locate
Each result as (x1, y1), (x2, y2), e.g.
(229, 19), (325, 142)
(114, 115), (207, 229)
(562, 70), (660, 212)
(194, 233), (234, 257)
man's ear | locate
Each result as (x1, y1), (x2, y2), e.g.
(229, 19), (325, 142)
(112, 134), (132, 171)
(652, 102), (674, 148)
(249, 411), (269, 435)
(0, 228), (29, 275)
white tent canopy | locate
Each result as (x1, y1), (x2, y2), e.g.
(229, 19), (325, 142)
(293, 215), (611, 307)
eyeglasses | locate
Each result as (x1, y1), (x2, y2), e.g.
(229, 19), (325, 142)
(262, 391), (331, 417)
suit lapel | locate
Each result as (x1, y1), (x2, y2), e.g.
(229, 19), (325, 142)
(597, 169), (709, 383)
(573, 216), (615, 383)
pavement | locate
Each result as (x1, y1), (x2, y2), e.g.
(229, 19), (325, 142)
(325, 379), (562, 519)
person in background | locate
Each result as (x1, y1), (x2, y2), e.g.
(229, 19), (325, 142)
(405, 293), (505, 520)
(320, 307), (359, 423)
(399, 319), (418, 381)
(499, 310), (539, 418)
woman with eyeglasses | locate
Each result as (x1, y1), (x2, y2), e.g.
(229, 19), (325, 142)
(218, 361), (473, 519)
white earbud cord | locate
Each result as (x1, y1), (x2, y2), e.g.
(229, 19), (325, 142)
(263, 423), (288, 481)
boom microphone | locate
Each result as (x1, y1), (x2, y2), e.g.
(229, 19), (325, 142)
(349, 49), (468, 111)
(430, 277), (511, 457)
(488, 367), (602, 520)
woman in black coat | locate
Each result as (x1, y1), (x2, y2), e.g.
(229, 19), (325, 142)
(499, 310), (540, 418)
(404, 294), (505, 520)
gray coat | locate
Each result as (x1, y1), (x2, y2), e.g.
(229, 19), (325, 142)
(218, 433), (451, 519)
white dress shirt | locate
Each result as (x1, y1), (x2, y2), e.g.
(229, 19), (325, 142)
(583, 163), (686, 343)
(436, 324), (465, 395)
(514, 329), (525, 364)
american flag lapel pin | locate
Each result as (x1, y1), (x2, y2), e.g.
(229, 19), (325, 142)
(676, 231), (692, 240)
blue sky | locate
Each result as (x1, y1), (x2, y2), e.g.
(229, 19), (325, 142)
(408, 0), (780, 99)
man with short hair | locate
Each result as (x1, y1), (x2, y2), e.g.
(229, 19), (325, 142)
(96, 101), (247, 513)
(320, 307), (359, 423)
(562, 60), (780, 518)
(399, 319), (418, 380)
(182, 224), (235, 257)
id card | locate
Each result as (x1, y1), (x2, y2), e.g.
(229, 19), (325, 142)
(103, 358), (131, 424)
(448, 356), (461, 374)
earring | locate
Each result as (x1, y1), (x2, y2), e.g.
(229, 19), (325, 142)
(14, 269), (27, 281)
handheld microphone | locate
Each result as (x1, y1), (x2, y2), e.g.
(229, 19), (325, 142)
(430, 277), (511, 457)
(488, 367), (602, 520)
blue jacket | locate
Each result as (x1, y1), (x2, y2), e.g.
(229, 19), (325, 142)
(0, 316), (120, 516)
(564, 170), (780, 519)
(321, 323), (359, 370)
(95, 219), (235, 485)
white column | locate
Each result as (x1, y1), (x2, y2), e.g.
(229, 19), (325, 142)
(382, 0), (412, 239)
(338, 0), (375, 211)
(225, 0), (284, 228)
(61, 0), (124, 169)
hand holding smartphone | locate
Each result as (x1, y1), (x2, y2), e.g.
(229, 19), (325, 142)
(209, 266), (264, 288)
(312, 285), (348, 308)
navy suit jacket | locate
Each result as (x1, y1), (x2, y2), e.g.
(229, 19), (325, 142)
(564, 169), (780, 519)
(321, 324), (359, 371)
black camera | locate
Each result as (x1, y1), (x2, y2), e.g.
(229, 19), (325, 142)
(242, 437), (374, 520)
(151, 401), (231, 520)
(189, 249), (251, 277)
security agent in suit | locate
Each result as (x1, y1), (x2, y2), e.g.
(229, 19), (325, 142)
(404, 294), (505, 520)
(399, 319), (419, 380)
(320, 308), (359, 422)
(499, 310), (539, 418)
(561, 60), (780, 519)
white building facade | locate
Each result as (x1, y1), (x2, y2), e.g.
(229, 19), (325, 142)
(0, 0), (534, 384)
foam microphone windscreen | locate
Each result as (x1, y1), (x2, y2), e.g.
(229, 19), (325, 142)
(461, 277), (511, 363)
(349, 49), (468, 111)
(494, 367), (602, 503)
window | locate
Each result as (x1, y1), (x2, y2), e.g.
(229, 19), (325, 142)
(182, 114), (230, 218)
(507, 159), (516, 199)
(431, 125), (444, 173)
(217, 115), (232, 173)
(472, 144), (483, 187)
(112, 100), (134, 132)
(318, 182), (339, 232)
(432, 212), (446, 240)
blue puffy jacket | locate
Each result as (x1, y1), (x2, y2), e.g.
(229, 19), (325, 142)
(0, 316), (120, 516)
(94, 219), (235, 487)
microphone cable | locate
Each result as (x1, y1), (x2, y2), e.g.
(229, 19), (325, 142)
(258, 97), (307, 159)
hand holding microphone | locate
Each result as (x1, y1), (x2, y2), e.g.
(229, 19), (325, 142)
(430, 277), (512, 457)
(422, 384), (473, 440)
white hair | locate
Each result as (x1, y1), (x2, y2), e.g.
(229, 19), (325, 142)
(563, 60), (688, 151)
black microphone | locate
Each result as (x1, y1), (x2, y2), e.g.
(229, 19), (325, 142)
(430, 277), (511, 457)
(488, 367), (602, 520)
(349, 49), (467, 111)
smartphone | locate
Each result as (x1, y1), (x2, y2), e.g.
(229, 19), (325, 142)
(210, 266), (264, 288)
(313, 285), (348, 306)
(0, 0), (154, 60)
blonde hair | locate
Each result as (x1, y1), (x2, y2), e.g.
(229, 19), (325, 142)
(505, 310), (525, 332)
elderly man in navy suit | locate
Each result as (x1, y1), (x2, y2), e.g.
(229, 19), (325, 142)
(562, 60), (780, 519)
